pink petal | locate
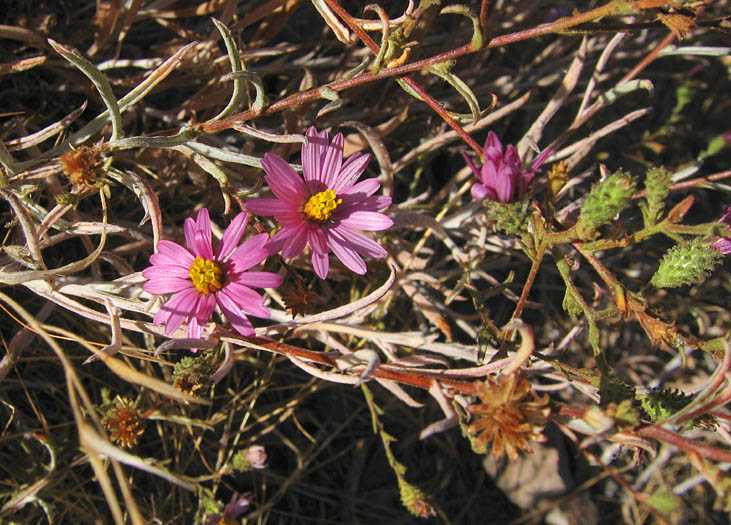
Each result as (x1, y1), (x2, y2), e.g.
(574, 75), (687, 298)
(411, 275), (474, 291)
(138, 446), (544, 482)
(308, 227), (328, 254)
(340, 227), (388, 258)
(279, 224), (309, 258)
(216, 290), (255, 336)
(216, 212), (248, 260)
(151, 240), (194, 267)
(184, 212), (213, 260)
(494, 165), (515, 203)
(194, 293), (216, 324)
(338, 210), (393, 231)
(196, 209), (215, 259)
(461, 150), (481, 179)
(302, 127), (325, 183)
(143, 276), (193, 294)
(143, 265), (191, 280)
(311, 250), (330, 279)
(328, 236), (368, 275)
(246, 198), (296, 217)
(340, 177), (379, 197)
(187, 316), (203, 340)
(262, 153), (307, 204)
(228, 233), (269, 271)
(471, 183), (494, 200)
(530, 146), (552, 173)
(484, 131), (503, 160)
(321, 132), (344, 188)
(233, 271), (283, 288)
(155, 288), (199, 335)
(326, 228), (367, 274)
(332, 152), (370, 193)
(220, 282), (270, 317)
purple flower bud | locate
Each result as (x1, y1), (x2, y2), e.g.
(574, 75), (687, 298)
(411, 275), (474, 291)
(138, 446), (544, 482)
(463, 131), (551, 203)
(245, 445), (267, 469)
(712, 205), (731, 255)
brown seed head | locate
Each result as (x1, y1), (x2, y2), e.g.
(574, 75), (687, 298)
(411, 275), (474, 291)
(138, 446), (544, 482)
(102, 397), (145, 449)
(467, 372), (550, 461)
(59, 145), (104, 190)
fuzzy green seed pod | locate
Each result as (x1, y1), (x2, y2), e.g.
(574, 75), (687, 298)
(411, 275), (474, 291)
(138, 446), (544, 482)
(643, 166), (672, 224)
(576, 168), (636, 238)
(650, 237), (722, 288)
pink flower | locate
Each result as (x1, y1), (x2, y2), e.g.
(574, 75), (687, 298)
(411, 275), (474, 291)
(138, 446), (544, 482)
(712, 205), (731, 255)
(463, 131), (551, 202)
(246, 127), (393, 279)
(142, 208), (282, 340)
(245, 445), (267, 469)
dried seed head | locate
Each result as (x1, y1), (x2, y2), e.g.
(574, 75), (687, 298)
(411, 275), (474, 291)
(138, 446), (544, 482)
(102, 396), (145, 449)
(280, 279), (317, 317)
(59, 145), (104, 190)
(466, 372), (550, 461)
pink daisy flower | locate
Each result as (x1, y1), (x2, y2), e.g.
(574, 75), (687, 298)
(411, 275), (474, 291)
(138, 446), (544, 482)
(246, 126), (393, 279)
(142, 208), (282, 340)
(463, 131), (551, 203)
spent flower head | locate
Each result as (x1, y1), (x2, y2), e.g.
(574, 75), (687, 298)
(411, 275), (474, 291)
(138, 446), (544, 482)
(467, 372), (550, 461)
(463, 131), (551, 203)
(143, 208), (282, 342)
(246, 126), (393, 279)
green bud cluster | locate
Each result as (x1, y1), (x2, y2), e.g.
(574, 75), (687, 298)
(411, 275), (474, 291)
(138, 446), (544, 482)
(576, 168), (636, 238)
(650, 237), (722, 288)
(485, 200), (529, 235)
(642, 166), (672, 224)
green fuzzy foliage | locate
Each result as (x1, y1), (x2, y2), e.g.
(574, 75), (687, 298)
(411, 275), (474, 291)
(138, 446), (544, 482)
(643, 166), (672, 224)
(638, 388), (716, 429)
(562, 288), (583, 316)
(650, 238), (722, 288)
(485, 200), (529, 235)
(598, 367), (635, 407)
(577, 169), (636, 237)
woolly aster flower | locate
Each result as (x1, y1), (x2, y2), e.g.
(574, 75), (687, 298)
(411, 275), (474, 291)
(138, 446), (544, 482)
(143, 209), (282, 341)
(246, 127), (393, 279)
(712, 205), (731, 255)
(463, 131), (551, 202)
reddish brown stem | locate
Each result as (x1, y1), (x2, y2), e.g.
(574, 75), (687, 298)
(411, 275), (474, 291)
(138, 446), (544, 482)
(248, 337), (477, 395)
(321, 0), (483, 157)
(639, 425), (731, 463)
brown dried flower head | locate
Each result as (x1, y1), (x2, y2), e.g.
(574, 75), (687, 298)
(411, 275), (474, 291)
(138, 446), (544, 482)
(102, 396), (145, 449)
(467, 372), (550, 461)
(280, 279), (317, 317)
(59, 145), (104, 190)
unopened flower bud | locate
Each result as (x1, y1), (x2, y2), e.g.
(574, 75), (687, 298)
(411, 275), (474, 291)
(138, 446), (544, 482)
(233, 445), (267, 471)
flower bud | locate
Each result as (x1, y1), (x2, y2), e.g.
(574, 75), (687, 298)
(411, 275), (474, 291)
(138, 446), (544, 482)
(233, 445), (267, 471)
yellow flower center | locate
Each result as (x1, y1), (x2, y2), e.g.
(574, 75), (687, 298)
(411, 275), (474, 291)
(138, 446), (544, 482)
(189, 257), (224, 294)
(303, 189), (341, 222)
